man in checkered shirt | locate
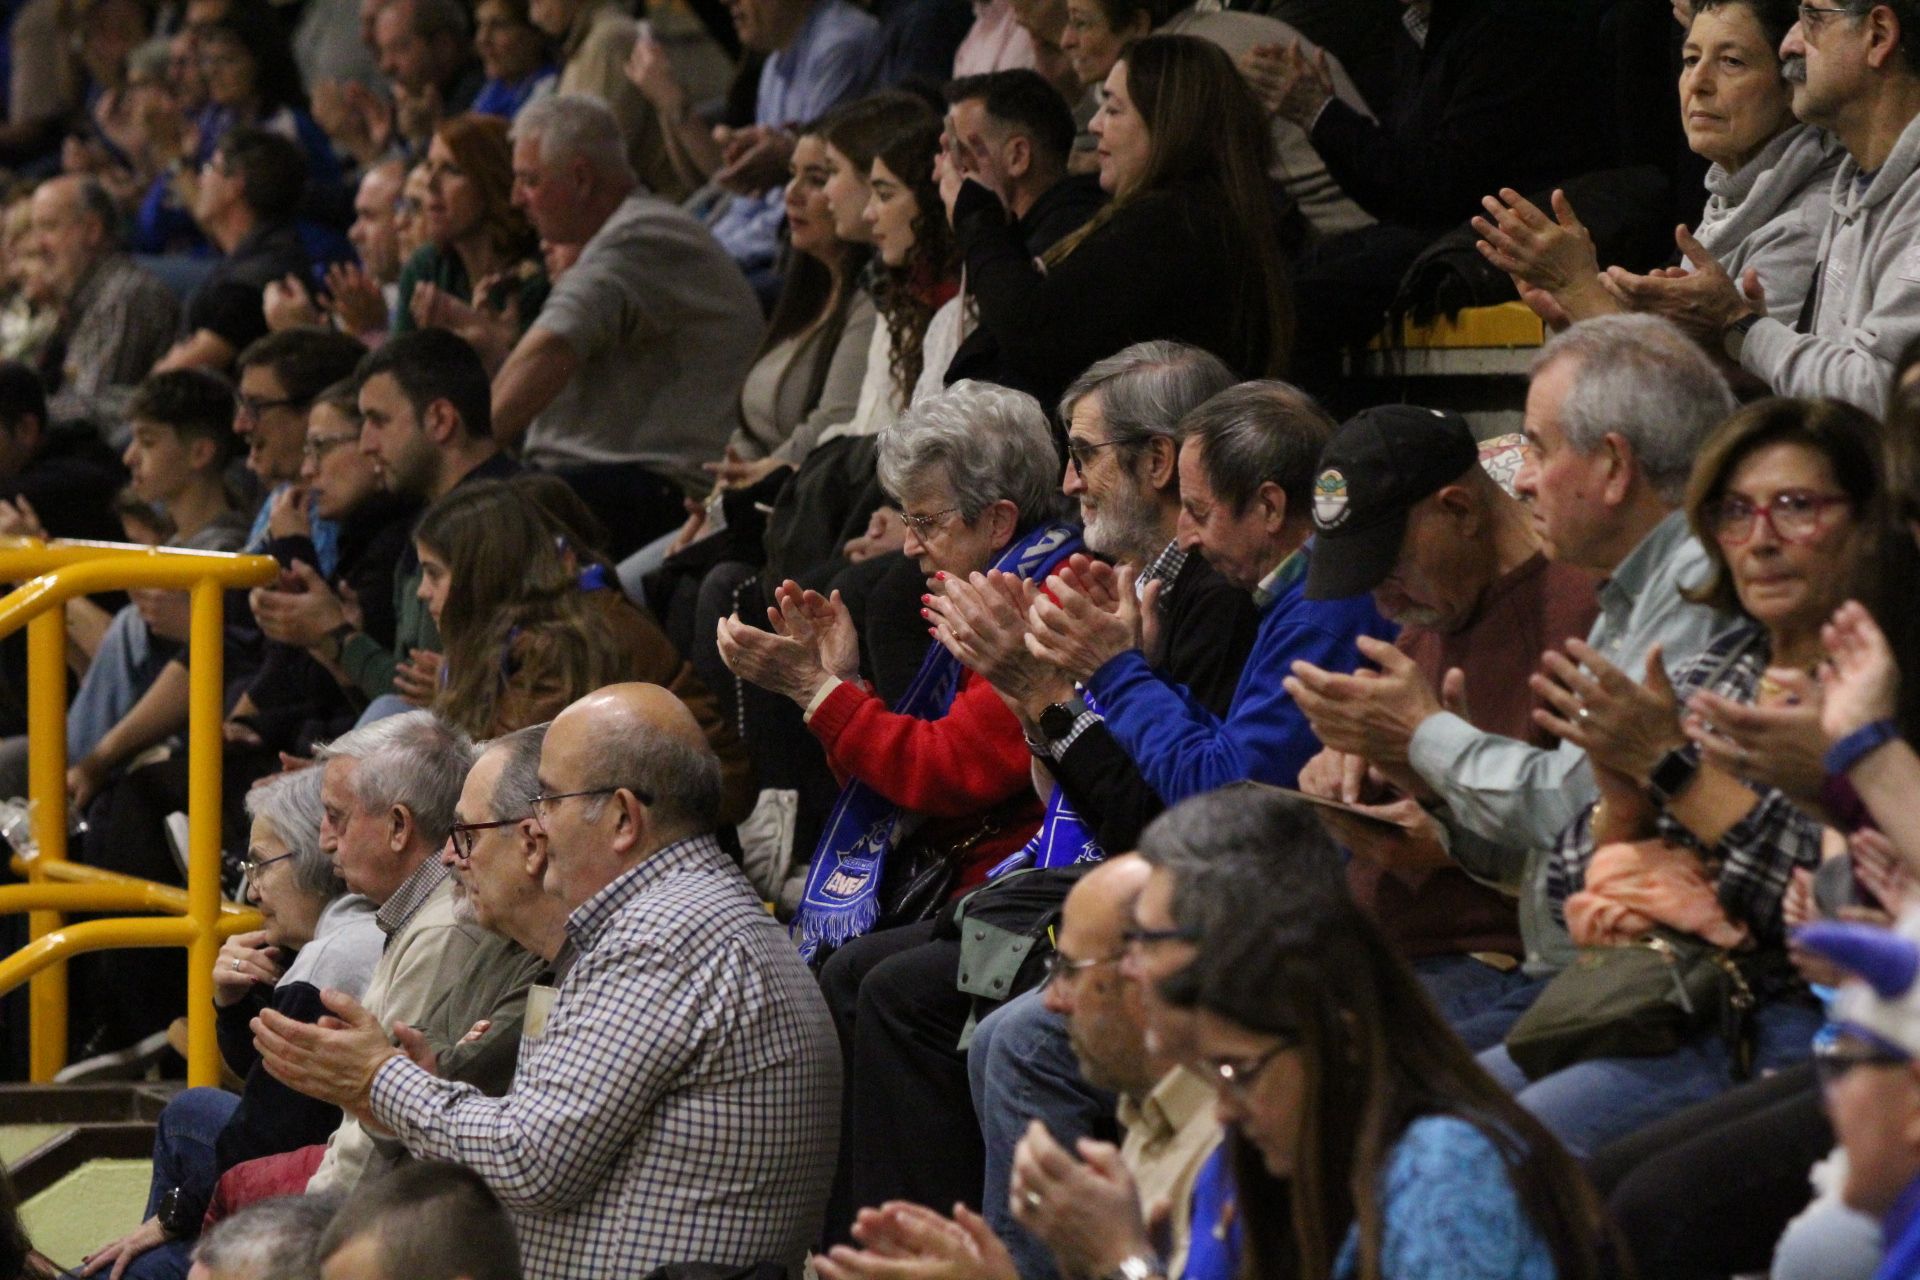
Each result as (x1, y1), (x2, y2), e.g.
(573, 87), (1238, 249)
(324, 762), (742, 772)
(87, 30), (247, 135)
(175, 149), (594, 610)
(258, 684), (843, 1278)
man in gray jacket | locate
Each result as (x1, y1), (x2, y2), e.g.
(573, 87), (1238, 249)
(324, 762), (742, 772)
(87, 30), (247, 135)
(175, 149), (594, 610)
(1609, 0), (1920, 411)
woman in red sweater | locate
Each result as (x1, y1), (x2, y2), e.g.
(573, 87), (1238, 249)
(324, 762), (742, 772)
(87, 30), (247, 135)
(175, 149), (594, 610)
(718, 379), (1079, 962)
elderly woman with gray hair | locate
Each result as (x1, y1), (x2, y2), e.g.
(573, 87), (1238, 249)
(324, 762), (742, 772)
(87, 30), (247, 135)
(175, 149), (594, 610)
(718, 380), (1080, 963)
(81, 769), (383, 1280)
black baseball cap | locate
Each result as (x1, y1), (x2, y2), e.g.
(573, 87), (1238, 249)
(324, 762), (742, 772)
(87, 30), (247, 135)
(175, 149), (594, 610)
(1303, 405), (1480, 600)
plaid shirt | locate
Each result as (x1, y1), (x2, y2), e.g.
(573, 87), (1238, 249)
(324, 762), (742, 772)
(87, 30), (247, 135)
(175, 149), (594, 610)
(1548, 621), (1823, 947)
(374, 858), (451, 939)
(370, 834), (842, 1280)
(49, 254), (179, 428)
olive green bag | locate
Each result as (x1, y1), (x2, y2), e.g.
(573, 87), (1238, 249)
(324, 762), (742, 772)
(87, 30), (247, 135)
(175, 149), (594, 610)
(1504, 929), (1759, 1081)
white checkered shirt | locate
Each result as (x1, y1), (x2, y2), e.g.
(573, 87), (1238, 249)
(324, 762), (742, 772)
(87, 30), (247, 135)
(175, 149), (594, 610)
(370, 834), (843, 1280)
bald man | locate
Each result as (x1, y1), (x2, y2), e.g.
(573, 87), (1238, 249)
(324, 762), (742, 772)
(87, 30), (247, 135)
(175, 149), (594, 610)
(28, 174), (179, 432)
(256, 684), (843, 1280)
(1017, 855), (1221, 1280)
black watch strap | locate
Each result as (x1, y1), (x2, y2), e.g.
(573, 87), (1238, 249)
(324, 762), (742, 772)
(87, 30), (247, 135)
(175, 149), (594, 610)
(1647, 745), (1700, 806)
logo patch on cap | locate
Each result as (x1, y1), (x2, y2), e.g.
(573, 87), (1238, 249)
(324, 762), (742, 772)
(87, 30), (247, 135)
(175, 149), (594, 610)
(1313, 468), (1351, 530)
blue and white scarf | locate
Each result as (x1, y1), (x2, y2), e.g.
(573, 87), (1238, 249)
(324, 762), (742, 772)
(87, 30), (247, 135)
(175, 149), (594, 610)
(794, 521), (1083, 960)
(986, 686), (1110, 880)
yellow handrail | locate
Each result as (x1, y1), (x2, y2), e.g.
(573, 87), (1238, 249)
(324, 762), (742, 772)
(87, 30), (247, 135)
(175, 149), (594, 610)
(0, 539), (277, 1084)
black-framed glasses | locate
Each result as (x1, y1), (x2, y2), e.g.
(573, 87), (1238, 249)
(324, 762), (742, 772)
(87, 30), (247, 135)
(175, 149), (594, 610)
(1708, 490), (1850, 545)
(301, 433), (361, 462)
(447, 817), (525, 863)
(241, 849), (295, 882)
(238, 393), (309, 420)
(1797, 1), (1865, 27)
(1064, 437), (1127, 472)
(900, 507), (961, 538)
(529, 786), (654, 823)
(1203, 1038), (1299, 1094)
(1043, 948), (1125, 988)
(1813, 1022), (1910, 1089)
(1121, 924), (1199, 949)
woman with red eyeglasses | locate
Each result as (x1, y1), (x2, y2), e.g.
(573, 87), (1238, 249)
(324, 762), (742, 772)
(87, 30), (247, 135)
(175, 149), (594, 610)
(1472, 397), (1885, 1172)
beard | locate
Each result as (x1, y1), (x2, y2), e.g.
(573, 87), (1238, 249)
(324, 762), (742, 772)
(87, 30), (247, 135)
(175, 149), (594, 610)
(1081, 479), (1164, 564)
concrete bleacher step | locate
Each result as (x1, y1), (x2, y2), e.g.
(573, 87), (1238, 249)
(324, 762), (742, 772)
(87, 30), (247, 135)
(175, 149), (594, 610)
(0, 1083), (176, 1270)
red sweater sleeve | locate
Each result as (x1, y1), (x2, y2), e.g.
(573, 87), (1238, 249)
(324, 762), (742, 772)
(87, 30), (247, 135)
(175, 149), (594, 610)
(807, 671), (1033, 816)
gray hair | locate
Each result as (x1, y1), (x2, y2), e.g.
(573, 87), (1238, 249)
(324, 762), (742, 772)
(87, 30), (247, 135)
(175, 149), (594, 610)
(578, 719), (722, 837)
(1532, 314), (1737, 503)
(483, 722), (548, 824)
(1136, 787), (1347, 942)
(193, 1192), (345, 1280)
(1177, 380), (1335, 518)
(315, 711), (473, 848)
(318, 1162), (520, 1280)
(511, 94), (637, 186)
(877, 379), (1062, 526)
(244, 768), (341, 901)
(1057, 341), (1237, 450)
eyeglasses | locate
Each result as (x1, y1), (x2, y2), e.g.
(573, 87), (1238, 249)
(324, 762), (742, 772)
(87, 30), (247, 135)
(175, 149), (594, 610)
(1042, 948), (1124, 988)
(529, 786), (653, 823)
(241, 849), (295, 882)
(1121, 924), (1199, 949)
(1708, 490), (1850, 545)
(1812, 1022), (1910, 1088)
(900, 507), (961, 538)
(238, 393), (308, 420)
(1797, 2), (1865, 28)
(301, 433), (361, 461)
(1064, 437), (1127, 473)
(447, 817), (525, 863)
(1202, 1038), (1298, 1094)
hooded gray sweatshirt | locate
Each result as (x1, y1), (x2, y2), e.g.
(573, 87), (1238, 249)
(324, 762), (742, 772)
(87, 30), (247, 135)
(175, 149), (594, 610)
(1741, 108), (1920, 411)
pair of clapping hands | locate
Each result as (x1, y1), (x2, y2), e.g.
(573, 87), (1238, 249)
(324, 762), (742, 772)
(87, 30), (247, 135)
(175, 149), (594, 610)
(814, 1121), (1157, 1280)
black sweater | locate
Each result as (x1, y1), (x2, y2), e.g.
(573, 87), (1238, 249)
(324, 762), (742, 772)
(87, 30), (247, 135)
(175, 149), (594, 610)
(952, 179), (1274, 416)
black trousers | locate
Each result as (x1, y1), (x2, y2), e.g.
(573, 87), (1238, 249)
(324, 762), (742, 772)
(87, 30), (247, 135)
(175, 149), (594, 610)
(1588, 1063), (1829, 1278)
(817, 920), (981, 1248)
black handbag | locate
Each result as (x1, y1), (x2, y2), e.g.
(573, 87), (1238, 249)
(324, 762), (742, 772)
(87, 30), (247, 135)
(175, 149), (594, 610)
(1504, 927), (1760, 1081)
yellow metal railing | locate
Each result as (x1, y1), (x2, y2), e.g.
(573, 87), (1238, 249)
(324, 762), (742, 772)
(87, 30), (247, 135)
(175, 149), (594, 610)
(0, 539), (277, 1085)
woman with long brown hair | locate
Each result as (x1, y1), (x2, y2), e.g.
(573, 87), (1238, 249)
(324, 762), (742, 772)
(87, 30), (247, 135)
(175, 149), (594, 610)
(950, 34), (1292, 411)
(1159, 896), (1610, 1280)
(395, 113), (548, 337)
(412, 480), (754, 821)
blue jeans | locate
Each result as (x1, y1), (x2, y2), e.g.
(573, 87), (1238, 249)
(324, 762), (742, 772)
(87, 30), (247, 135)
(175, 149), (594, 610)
(122, 1086), (241, 1280)
(1476, 996), (1824, 1159)
(967, 990), (1116, 1280)
(69, 606), (168, 763)
(1412, 955), (1534, 1034)
(1448, 972), (1556, 1053)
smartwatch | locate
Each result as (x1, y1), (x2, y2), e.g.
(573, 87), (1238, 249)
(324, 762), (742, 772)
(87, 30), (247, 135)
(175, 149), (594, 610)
(1647, 744), (1700, 805)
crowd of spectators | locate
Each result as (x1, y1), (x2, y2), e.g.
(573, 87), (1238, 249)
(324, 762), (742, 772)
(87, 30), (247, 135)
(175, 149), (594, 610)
(0, 0), (1918, 1276)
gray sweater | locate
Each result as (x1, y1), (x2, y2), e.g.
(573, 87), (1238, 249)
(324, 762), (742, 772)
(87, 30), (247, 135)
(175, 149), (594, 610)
(1742, 109), (1920, 410)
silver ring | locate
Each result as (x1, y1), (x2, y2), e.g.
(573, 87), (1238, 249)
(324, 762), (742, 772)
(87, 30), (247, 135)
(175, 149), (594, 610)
(1023, 1191), (1042, 1210)
(1576, 707), (1591, 722)
(231, 958), (241, 971)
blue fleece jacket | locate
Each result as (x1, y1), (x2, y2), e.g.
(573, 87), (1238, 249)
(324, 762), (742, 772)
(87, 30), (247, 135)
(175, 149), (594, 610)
(1086, 546), (1394, 798)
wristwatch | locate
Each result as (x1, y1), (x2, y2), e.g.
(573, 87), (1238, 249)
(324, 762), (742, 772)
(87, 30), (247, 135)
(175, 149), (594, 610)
(323, 621), (356, 662)
(156, 1185), (198, 1239)
(1101, 1254), (1163, 1280)
(1723, 311), (1763, 363)
(1037, 696), (1087, 742)
(1647, 744), (1700, 805)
